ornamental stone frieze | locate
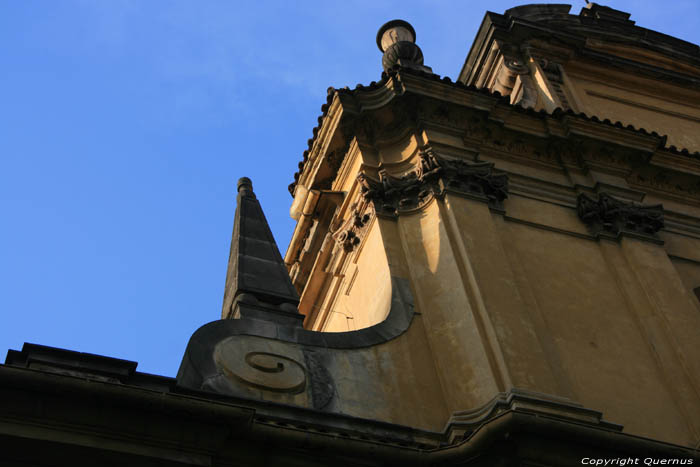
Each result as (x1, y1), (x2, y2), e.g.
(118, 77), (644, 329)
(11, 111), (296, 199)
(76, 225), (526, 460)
(630, 168), (700, 201)
(461, 115), (565, 167)
(358, 148), (508, 218)
(576, 192), (664, 241)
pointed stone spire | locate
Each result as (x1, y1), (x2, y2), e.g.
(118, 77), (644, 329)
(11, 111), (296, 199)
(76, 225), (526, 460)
(221, 177), (302, 325)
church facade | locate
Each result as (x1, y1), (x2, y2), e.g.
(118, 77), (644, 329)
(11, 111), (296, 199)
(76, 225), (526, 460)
(2, 4), (700, 465)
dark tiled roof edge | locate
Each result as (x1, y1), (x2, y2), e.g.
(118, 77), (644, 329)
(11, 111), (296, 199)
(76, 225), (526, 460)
(289, 66), (700, 196)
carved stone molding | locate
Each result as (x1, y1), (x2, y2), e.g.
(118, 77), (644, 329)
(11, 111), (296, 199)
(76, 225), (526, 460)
(349, 114), (378, 145)
(581, 145), (644, 174)
(357, 169), (430, 217)
(342, 95), (420, 150)
(630, 168), (700, 201)
(421, 102), (459, 129)
(462, 115), (565, 166)
(332, 199), (374, 253)
(547, 139), (584, 167)
(491, 48), (530, 99)
(531, 54), (571, 111)
(358, 148), (508, 217)
(464, 120), (652, 174)
(315, 141), (352, 190)
(503, 56), (529, 75)
(577, 192), (664, 240)
(211, 336), (336, 410)
(444, 388), (622, 445)
(462, 112), (492, 142)
(425, 148), (509, 203)
(303, 350), (335, 410)
(215, 338), (308, 394)
(326, 147), (347, 174)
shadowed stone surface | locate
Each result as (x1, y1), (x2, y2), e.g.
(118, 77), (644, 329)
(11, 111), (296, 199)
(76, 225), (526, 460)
(221, 177), (301, 321)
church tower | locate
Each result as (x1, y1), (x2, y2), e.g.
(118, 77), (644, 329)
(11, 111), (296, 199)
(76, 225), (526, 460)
(273, 3), (700, 450)
(180, 2), (700, 459)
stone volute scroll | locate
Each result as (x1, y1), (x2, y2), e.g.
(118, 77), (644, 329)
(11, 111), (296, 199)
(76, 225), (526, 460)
(214, 337), (307, 394)
(491, 50), (531, 100)
(178, 176), (417, 411)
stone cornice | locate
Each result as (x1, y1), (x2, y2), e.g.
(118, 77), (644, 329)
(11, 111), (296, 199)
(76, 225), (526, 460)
(290, 66), (700, 199)
(5, 360), (697, 464)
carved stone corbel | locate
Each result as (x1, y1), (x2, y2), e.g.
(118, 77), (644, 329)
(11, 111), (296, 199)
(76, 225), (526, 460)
(358, 168), (432, 217)
(435, 153), (509, 206)
(577, 192), (664, 240)
(358, 148), (509, 217)
(332, 199), (375, 253)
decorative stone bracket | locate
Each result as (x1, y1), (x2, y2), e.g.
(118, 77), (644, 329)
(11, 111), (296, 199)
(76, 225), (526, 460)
(332, 200), (374, 253)
(178, 276), (416, 411)
(358, 148), (508, 217)
(492, 52), (531, 101)
(577, 192), (664, 241)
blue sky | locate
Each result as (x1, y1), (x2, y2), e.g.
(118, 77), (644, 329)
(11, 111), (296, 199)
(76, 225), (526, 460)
(2, 1), (699, 377)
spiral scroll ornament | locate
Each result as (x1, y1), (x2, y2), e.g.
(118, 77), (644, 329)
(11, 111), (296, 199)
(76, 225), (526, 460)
(215, 338), (307, 393)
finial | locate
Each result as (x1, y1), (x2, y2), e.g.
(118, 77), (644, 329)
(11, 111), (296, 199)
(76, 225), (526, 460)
(376, 19), (432, 73)
(237, 177), (255, 198)
(222, 175), (301, 323)
(376, 19), (416, 52)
